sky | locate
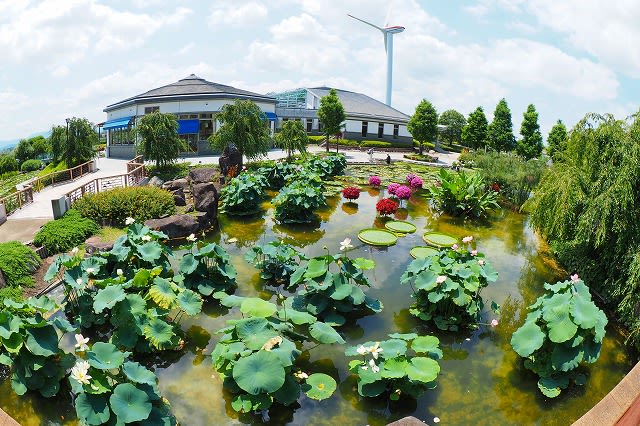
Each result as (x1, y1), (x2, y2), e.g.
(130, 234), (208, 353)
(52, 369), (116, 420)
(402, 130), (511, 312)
(0, 0), (638, 143)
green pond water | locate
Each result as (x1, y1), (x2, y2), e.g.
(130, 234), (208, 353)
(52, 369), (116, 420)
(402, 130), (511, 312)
(0, 184), (634, 426)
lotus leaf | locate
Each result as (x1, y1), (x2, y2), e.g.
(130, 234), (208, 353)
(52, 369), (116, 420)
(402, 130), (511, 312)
(176, 290), (203, 316)
(388, 332), (419, 341)
(0, 312), (22, 339)
(305, 258), (328, 279)
(277, 307), (316, 325)
(75, 393), (111, 425)
(414, 270), (437, 291)
(148, 278), (177, 309)
(309, 322), (345, 344)
(231, 393), (271, 413)
(551, 343), (584, 372)
(406, 357), (440, 383)
(232, 350), (285, 395)
(122, 361), (157, 386)
(358, 380), (387, 397)
(379, 339), (408, 358)
(381, 358), (409, 379)
(87, 342), (129, 370)
(243, 330), (280, 351)
(544, 307), (578, 343)
(2, 333), (23, 354)
(411, 336), (442, 358)
(272, 375), (300, 406)
(303, 373), (336, 400)
(143, 318), (175, 349)
(93, 285), (127, 314)
(24, 326), (58, 357)
(235, 317), (269, 340)
(353, 258), (376, 270)
(110, 383), (152, 423)
(179, 253), (199, 275)
(240, 298), (277, 318)
(510, 321), (545, 357)
(137, 241), (163, 262)
(537, 376), (568, 398)
(570, 295), (602, 329)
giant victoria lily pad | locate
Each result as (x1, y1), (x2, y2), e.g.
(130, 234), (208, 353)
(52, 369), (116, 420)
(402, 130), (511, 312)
(384, 220), (417, 234)
(410, 246), (439, 259)
(358, 229), (398, 247)
(422, 232), (458, 248)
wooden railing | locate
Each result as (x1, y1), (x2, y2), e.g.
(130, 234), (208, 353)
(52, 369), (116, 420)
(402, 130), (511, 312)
(65, 156), (145, 206)
(0, 186), (34, 216)
(27, 160), (95, 193)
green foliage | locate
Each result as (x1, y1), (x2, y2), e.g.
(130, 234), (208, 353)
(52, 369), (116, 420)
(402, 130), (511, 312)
(20, 159), (42, 172)
(459, 151), (547, 208)
(33, 210), (99, 254)
(546, 119), (568, 162)
(427, 168), (499, 218)
(13, 139), (35, 165)
(0, 296), (75, 398)
(317, 89), (346, 152)
(179, 240), (238, 297)
(273, 174), (325, 224)
(49, 125), (66, 163)
(526, 112), (640, 349)
(0, 154), (18, 175)
(408, 99), (438, 153)
(209, 100), (272, 165)
(0, 241), (41, 287)
(488, 99), (515, 152)
(275, 120), (308, 159)
(510, 277), (607, 398)
(439, 109), (466, 146)
(307, 153), (347, 178)
(136, 111), (184, 167)
(245, 241), (306, 287)
(517, 104), (544, 160)
(73, 186), (176, 226)
(400, 243), (498, 330)
(288, 249), (383, 325)
(63, 117), (98, 167)
(70, 342), (176, 425)
(220, 172), (268, 215)
(346, 334), (442, 399)
(255, 161), (298, 189)
(146, 162), (191, 181)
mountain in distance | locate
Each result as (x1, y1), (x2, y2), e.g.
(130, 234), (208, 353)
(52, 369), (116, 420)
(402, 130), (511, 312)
(0, 130), (51, 151)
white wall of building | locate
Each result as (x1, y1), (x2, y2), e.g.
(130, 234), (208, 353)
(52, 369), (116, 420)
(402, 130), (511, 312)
(107, 99), (275, 120)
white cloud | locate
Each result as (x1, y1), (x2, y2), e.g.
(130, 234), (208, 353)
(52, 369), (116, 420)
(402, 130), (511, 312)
(209, 1), (268, 26)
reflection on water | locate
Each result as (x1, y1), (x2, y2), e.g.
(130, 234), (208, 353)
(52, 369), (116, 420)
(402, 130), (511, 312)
(0, 187), (634, 425)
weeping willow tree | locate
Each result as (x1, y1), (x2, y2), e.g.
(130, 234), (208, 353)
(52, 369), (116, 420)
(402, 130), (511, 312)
(526, 112), (640, 348)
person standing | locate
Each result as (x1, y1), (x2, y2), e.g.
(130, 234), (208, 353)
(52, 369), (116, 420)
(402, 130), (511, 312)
(386, 154), (391, 164)
(368, 148), (374, 163)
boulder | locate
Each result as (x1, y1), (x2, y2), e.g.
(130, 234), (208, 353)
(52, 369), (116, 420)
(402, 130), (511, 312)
(194, 211), (212, 229)
(184, 203), (194, 213)
(219, 144), (242, 176)
(84, 236), (114, 255)
(173, 194), (186, 206)
(148, 176), (163, 187)
(145, 215), (200, 239)
(386, 417), (426, 426)
(188, 168), (217, 184)
(192, 182), (218, 216)
(162, 178), (189, 191)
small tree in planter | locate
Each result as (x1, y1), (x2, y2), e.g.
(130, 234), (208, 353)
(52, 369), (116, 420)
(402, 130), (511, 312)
(510, 275), (607, 398)
(342, 186), (361, 202)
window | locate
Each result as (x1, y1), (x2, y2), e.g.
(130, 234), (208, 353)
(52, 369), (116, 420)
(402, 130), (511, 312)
(199, 119), (214, 140)
(378, 123), (384, 138)
(109, 127), (134, 145)
(393, 124), (399, 139)
(178, 114), (189, 119)
(200, 113), (212, 119)
(144, 106), (159, 114)
(318, 122), (324, 133)
(361, 121), (368, 137)
(306, 118), (313, 132)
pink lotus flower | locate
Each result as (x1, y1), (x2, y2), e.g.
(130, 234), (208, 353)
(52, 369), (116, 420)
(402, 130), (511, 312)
(470, 250), (477, 256)
(387, 183), (400, 195)
(478, 259), (485, 266)
(436, 275), (447, 284)
(368, 175), (381, 186)
(570, 273), (579, 282)
(395, 185), (412, 200)
(491, 319), (499, 327)
(462, 236), (473, 244)
(451, 244), (459, 250)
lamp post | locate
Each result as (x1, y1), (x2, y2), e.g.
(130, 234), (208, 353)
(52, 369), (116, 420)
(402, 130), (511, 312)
(65, 118), (70, 167)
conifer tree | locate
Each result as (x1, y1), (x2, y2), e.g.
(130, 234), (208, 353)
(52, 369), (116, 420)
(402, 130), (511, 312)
(487, 99), (515, 152)
(516, 104), (543, 159)
(546, 120), (568, 162)
(461, 107), (488, 150)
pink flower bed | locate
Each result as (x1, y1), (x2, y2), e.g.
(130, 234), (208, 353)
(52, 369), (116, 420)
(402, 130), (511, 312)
(395, 185), (412, 200)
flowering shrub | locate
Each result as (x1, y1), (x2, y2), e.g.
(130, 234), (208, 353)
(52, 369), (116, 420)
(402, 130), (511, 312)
(346, 333), (442, 400)
(510, 275), (607, 398)
(368, 175), (381, 186)
(395, 185), (412, 200)
(387, 183), (400, 195)
(342, 186), (361, 201)
(376, 198), (399, 216)
(406, 173), (418, 183)
(400, 239), (499, 331)
(410, 177), (424, 189)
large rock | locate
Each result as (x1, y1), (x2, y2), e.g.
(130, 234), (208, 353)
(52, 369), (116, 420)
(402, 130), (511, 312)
(148, 176), (164, 188)
(188, 168), (217, 184)
(145, 215), (200, 239)
(84, 236), (114, 255)
(386, 417), (426, 426)
(219, 144), (242, 177)
(192, 182), (218, 216)
(173, 194), (186, 206)
(162, 178), (189, 191)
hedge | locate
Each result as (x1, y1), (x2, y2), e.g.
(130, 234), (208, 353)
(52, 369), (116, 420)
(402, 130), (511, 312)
(73, 186), (176, 226)
(20, 159), (42, 172)
(146, 163), (191, 181)
(0, 241), (41, 287)
(33, 209), (100, 254)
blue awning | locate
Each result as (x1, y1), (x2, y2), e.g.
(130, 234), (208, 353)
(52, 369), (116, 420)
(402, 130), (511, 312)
(178, 119), (199, 135)
(264, 111), (277, 121)
(103, 116), (134, 130)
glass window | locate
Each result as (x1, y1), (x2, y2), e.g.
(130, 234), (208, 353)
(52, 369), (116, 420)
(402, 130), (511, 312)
(361, 121), (368, 137)
(144, 106), (159, 114)
(306, 118), (313, 132)
(200, 113), (212, 119)
(393, 124), (399, 139)
(199, 120), (214, 140)
(378, 123), (384, 138)
(178, 114), (189, 119)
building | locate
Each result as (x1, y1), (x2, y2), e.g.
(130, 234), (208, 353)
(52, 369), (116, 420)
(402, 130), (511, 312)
(102, 74), (277, 159)
(271, 87), (412, 145)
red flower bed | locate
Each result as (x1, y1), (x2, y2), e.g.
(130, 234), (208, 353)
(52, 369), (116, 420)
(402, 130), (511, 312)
(342, 186), (361, 200)
(376, 198), (399, 216)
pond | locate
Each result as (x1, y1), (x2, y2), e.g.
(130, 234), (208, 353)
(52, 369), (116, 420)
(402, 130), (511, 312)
(0, 179), (634, 425)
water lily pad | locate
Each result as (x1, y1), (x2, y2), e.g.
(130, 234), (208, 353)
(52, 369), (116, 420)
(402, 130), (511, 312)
(410, 246), (439, 259)
(422, 232), (458, 248)
(232, 350), (285, 395)
(303, 373), (336, 400)
(358, 229), (398, 247)
(240, 298), (277, 318)
(384, 220), (417, 234)
(109, 383), (152, 423)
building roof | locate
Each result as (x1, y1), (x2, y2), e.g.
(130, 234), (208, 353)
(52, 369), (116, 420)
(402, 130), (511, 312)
(307, 87), (409, 122)
(104, 74), (275, 112)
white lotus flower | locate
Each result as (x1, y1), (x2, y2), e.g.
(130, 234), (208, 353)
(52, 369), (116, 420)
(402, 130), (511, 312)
(85, 268), (95, 276)
(74, 334), (89, 352)
(369, 358), (380, 373)
(356, 345), (368, 356)
(227, 237), (238, 243)
(71, 247), (79, 255)
(125, 217), (135, 225)
(339, 237), (354, 251)
(361, 365), (369, 371)
(186, 233), (197, 242)
(368, 342), (383, 360)
(76, 278), (83, 285)
(294, 371), (309, 380)
(434, 417), (441, 423)
(70, 360), (92, 385)
(436, 275), (447, 284)
(462, 236), (473, 244)
(478, 259), (485, 266)
(141, 235), (151, 242)
(116, 269), (123, 276)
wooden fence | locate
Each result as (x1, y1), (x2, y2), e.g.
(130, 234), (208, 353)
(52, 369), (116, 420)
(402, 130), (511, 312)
(65, 156), (145, 206)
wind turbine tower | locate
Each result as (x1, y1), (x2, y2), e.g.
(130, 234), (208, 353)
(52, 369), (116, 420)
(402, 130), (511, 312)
(348, 13), (405, 106)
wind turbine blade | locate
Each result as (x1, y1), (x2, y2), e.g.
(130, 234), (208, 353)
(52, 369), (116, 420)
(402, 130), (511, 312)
(384, 1), (393, 27)
(347, 14), (384, 32)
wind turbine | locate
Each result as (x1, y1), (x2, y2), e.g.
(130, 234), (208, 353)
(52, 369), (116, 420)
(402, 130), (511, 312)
(348, 12), (405, 106)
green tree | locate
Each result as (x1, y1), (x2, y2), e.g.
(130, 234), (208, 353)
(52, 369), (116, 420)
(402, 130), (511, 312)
(64, 117), (98, 167)
(13, 139), (35, 166)
(0, 154), (18, 175)
(488, 98), (515, 152)
(136, 111), (184, 168)
(29, 136), (51, 158)
(461, 107), (488, 150)
(438, 109), (466, 146)
(408, 99), (438, 154)
(516, 104), (543, 160)
(275, 120), (308, 160)
(317, 89), (346, 153)
(546, 119), (568, 162)
(209, 100), (272, 168)
(49, 125), (67, 163)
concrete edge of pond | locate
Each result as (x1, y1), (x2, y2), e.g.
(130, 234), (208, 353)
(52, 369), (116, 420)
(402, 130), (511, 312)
(386, 416), (428, 425)
(0, 407), (20, 425)
(572, 361), (640, 425)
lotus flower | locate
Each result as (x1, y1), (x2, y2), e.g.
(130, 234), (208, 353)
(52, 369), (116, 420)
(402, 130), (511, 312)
(368, 342), (383, 359)
(340, 238), (354, 251)
(436, 275), (447, 284)
(74, 334), (89, 352)
(387, 183), (400, 195)
(395, 185), (412, 200)
(186, 233), (197, 242)
(368, 175), (381, 186)
(342, 186), (361, 201)
(369, 358), (380, 373)
(70, 360), (92, 385)
(462, 236), (473, 244)
(376, 198), (399, 216)
(125, 217), (135, 225)
(570, 273), (579, 282)
(491, 319), (499, 327)
(116, 268), (123, 276)
(470, 250), (477, 256)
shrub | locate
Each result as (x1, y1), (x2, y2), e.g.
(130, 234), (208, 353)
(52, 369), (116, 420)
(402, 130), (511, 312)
(403, 153), (438, 163)
(33, 210), (99, 254)
(73, 186), (175, 226)
(342, 186), (361, 201)
(20, 159), (42, 172)
(0, 241), (41, 287)
(511, 276), (607, 398)
(427, 168), (499, 218)
(146, 162), (190, 181)
(360, 140), (391, 148)
(368, 175), (381, 186)
(376, 198), (398, 216)
(0, 154), (18, 174)
(220, 172), (268, 215)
